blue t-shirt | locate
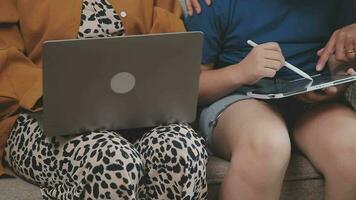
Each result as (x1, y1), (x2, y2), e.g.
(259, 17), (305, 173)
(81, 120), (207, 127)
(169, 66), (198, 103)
(185, 0), (356, 79)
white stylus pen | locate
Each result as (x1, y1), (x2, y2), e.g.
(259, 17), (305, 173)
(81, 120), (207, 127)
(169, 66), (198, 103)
(247, 40), (313, 81)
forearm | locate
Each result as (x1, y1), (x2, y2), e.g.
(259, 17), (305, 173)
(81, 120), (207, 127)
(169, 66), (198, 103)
(198, 42), (286, 105)
(0, 19), (43, 114)
(198, 64), (245, 106)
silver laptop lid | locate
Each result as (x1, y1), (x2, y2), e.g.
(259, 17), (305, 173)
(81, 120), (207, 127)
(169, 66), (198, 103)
(43, 32), (203, 136)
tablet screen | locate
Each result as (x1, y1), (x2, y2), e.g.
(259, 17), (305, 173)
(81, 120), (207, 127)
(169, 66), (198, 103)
(250, 73), (356, 97)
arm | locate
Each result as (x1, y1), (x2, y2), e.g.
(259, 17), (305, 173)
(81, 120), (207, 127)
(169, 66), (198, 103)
(316, 0), (356, 70)
(150, 0), (186, 33)
(0, 0), (43, 120)
(185, 0), (238, 105)
(185, 0), (284, 105)
(297, 0), (356, 103)
(317, 23), (356, 71)
(198, 64), (244, 105)
(199, 43), (285, 106)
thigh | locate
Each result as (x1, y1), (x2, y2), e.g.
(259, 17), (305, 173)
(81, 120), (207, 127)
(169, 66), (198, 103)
(134, 123), (207, 171)
(293, 102), (356, 172)
(4, 114), (144, 199)
(4, 114), (67, 185)
(212, 99), (290, 160)
(134, 124), (208, 200)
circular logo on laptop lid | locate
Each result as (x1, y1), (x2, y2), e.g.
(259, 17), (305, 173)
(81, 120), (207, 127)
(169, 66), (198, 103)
(110, 72), (136, 94)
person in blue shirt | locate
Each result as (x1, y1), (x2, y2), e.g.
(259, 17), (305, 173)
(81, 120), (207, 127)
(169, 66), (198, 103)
(185, 0), (356, 199)
(318, 22), (356, 110)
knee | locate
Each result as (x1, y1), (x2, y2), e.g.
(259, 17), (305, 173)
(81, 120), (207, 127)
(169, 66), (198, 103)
(80, 133), (144, 185)
(168, 124), (207, 163)
(259, 132), (291, 165)
(63, 132), (144, 199)
(235, 130), (291, 166)
(321, 144), (356, 184)
(144, 124), (208, 169)
(231, 131), (291, 184)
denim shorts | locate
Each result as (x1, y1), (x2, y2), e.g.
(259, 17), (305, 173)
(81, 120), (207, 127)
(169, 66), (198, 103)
(198, 79), (311, 147)
(199, 78), (277, 146)
(199, 93), (251, 146)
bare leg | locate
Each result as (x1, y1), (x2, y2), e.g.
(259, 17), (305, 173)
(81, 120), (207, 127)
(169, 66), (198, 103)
(212, 99), (291, 200)
(293, 102), (356, 200)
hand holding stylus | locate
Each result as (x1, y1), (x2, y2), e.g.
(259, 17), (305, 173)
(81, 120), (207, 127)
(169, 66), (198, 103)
(235, 42), (285, 85)
(247, 40), (313, 80)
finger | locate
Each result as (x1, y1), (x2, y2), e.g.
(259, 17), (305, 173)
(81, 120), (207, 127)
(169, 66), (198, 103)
(347, 68), (356, 75)
(346, 38), (356, 61)
(317, 32), (337, 71)
(295, 94), (316, 103)
(335, 31), (347, 62)
(295, 94), (308, 102)
(185, 0), (193, 16)
(205, 0), (212, 6)
(345, 34), (354, 53)
(305, 91), (328, 103)
(191, 0), (202, 14)
(264, 59), (284, 71)
(323, 87), (338, 96)
(347, 51), (356, 62)
(262, 68), (277, 78)
(317, 48), (325, 56)
(261, 42), (282, 52)
(353, 41), (356, 63)
(264, 51), (285, 65)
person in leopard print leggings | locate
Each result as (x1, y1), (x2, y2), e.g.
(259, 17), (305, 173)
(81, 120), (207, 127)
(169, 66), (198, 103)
(5, 114), (207, 199)
(1, 0), (211, 199)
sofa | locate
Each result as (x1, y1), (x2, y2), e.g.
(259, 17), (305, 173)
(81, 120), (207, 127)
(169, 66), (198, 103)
(207, 153), (324, 200)
(3, 1), (356, 199)
(0, 151), (324, 200)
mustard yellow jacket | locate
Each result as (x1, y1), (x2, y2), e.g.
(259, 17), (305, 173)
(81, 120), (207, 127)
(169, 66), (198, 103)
(0, 0), (185, 176)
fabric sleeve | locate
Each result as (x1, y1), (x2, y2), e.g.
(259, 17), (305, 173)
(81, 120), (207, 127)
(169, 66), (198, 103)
(184, 0), (228, 65)
(335, 0), (356, 29)
(0, 0), (43, 121)
(149, 0), (186, 33)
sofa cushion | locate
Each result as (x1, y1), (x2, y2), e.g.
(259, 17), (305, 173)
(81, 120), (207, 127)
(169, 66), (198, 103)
(0, 177), (42, 200)
(284, 153), (322, 181)
(0, 153), (322, 200)
(207, 153), (322, 184)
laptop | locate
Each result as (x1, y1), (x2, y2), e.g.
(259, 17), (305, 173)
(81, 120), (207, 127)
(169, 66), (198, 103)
(43, 32), (203, 136)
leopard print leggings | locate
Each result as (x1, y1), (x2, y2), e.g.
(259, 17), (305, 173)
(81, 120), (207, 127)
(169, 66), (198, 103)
(4, 114), (208, 200)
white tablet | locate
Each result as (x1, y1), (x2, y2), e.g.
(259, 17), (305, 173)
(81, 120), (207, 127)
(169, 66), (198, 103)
(247, 73), (356, 99)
